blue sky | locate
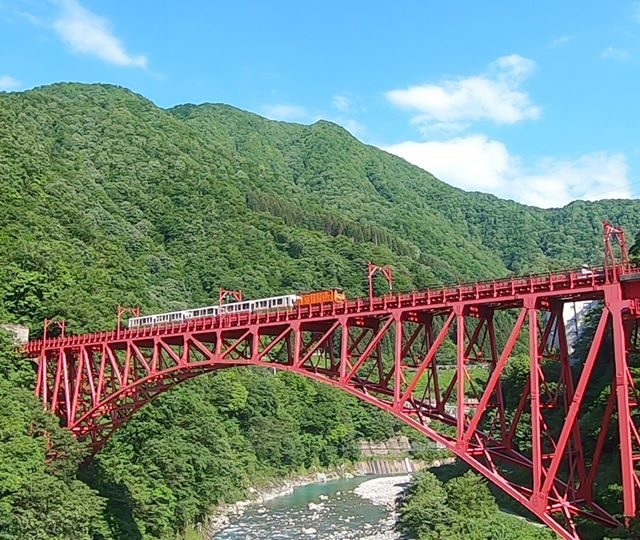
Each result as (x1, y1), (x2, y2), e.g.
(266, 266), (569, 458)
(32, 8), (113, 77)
(1, 0), (639, 207)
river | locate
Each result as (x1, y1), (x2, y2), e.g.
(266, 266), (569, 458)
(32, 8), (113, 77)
(212, 475), (410, 539)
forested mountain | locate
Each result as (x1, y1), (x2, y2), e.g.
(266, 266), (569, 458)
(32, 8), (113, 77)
(1, 83), (638, 334)
(0, 83), (638, 539)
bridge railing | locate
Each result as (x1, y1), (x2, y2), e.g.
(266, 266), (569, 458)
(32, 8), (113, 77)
(24, 263), (637, 354)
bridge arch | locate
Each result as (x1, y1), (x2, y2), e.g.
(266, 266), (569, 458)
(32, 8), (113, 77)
(26, 267), (640, 540)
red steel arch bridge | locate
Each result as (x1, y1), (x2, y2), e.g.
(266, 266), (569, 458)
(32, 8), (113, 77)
(23, 223), (640, 539)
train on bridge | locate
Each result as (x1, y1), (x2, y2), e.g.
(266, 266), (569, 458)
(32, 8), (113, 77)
(127, 288), (346, 328)
(128, 266), (597, 329)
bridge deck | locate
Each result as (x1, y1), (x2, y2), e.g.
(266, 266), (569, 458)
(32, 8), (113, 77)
(25, 265), (629, 354)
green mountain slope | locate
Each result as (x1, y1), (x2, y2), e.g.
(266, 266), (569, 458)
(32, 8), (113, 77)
(0, 83), (638, 539)
(1, 82), (637, 334)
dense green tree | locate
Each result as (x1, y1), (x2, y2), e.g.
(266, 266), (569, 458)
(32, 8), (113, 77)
(398, 471), (557, 540)
(1, 82), (638, 539)
(0, 333), (110, 539)
(630, 231), (640, 262)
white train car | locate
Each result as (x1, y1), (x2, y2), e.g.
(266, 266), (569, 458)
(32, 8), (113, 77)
(127, 294), (301, 329)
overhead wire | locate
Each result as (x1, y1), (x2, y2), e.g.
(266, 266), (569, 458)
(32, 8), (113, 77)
(581, 178), (640, 200)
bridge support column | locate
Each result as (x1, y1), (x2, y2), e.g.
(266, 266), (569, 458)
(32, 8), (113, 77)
(339, 317), (349, 381)
(526, 298), (543, 501)
(455, 305), (466, 444)
(606, 284), (637, 521)
(394, 314), (403, 403)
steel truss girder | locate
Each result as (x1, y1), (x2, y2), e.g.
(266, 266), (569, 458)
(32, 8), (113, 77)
(31, 282), (640, 540)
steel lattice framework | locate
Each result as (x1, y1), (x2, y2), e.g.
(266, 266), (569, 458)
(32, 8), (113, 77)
(24, 224), (640, 539)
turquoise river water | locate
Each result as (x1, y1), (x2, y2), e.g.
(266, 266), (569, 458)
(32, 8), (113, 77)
(212, 475), (410, 540)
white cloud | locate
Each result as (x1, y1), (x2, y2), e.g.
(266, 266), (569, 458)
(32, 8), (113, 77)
(332, 95), (352, 112)
(516, 153), (630, 207)
(386, 55), (541, 132)
(550, 35), (572, 48)
(0, 75), (21, 90)
(262, 104), (308, 121)
(384, 135), (630, 208)
(53, 0), (147, 68)
(385, 136), (515, 192)
(601, 46), (630, 61)
(412, 120), (470, 137)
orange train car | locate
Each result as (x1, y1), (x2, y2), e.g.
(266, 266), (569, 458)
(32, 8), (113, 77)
(298, 288), (346, 306)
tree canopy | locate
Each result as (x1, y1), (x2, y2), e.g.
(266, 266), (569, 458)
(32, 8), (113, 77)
(1, 83), (638, 539)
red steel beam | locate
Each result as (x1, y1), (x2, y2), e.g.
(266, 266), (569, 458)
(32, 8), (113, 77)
(24, 262), (640, 540)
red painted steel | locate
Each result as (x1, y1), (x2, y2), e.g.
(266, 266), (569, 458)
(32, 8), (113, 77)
(368, 262), (393, 299)
(116, 306), (140, 338)
(218, 288), (243, 306)
(24, 227), (640, 540)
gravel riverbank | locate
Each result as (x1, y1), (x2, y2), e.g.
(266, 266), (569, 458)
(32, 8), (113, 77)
(353, 475), (411, 540)
(204, 457), (453, 538)
(208, 474), (412, 539)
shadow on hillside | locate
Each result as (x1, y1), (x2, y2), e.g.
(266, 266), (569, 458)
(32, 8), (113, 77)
(79, 461), (142, 540)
